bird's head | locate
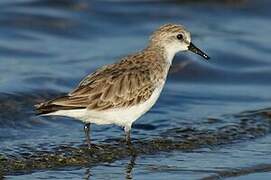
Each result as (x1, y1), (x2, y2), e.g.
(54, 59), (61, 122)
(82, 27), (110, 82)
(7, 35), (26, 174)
(149, 24), (210, 61)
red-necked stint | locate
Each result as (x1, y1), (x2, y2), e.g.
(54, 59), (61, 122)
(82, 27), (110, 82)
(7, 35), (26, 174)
(35, 24), (210, 149)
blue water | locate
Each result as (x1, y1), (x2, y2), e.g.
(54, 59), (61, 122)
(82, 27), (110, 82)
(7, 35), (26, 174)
(1, 0), (271, 179)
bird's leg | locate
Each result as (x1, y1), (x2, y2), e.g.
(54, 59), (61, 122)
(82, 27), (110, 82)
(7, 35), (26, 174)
(84, 123), (91, 149)
(124, 126), (132, 146)
(84, 123), (103, 150)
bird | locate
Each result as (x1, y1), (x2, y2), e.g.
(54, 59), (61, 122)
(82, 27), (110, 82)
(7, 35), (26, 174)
(35, 23), (210, 149)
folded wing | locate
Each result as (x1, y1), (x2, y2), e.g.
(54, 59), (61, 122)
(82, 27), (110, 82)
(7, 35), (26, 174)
(35, 59), (157, 114)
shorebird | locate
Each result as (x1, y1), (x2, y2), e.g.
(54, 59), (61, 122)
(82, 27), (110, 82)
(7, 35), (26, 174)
(35, 23), (210, 149)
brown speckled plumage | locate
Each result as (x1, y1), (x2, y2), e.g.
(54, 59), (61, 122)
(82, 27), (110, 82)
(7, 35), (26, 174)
(36, 48), (167, 114)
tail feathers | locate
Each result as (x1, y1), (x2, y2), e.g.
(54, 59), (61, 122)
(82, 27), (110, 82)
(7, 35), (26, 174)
(35, 96), (85, 115)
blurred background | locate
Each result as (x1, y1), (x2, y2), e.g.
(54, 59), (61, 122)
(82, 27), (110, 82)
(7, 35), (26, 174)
(0, 0), (271, 179)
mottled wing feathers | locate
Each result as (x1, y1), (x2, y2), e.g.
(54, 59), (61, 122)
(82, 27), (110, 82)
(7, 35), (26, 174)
(64, 61), (156, 110)
(36, 51), (165, 114)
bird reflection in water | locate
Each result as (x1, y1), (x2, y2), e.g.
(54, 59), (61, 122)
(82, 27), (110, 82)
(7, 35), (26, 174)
(125, 152), (137, 180)
(83, 149), (137, 180)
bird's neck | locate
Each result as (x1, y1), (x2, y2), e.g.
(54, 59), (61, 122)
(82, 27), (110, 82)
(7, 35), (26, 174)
(145, 45), (176, 66)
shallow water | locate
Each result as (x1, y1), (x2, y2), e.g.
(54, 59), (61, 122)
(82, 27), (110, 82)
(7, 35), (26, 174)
(1, 0), (271, 179)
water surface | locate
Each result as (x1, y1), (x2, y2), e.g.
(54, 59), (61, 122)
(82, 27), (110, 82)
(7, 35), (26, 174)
(1, 0), (271, 179)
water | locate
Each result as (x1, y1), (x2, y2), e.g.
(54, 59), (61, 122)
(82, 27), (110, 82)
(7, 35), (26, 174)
(1, 0), (271, 179)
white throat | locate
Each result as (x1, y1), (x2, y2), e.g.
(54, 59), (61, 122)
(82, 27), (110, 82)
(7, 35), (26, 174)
(164, 45), (179, 65)
(163, 42), (189, 65)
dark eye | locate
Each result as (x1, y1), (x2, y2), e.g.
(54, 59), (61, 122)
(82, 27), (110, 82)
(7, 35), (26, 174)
(177, 34), (183, 40)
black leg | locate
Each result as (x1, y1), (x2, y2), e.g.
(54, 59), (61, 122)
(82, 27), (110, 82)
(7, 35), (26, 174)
(84, 123), (91, 149)
(124, 126), (132, 146)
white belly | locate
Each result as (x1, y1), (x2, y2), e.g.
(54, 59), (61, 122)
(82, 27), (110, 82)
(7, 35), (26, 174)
(47, 83), (165, 128)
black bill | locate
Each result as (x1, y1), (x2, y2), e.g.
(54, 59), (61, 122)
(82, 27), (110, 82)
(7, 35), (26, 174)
(188, 42), (210, 60)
